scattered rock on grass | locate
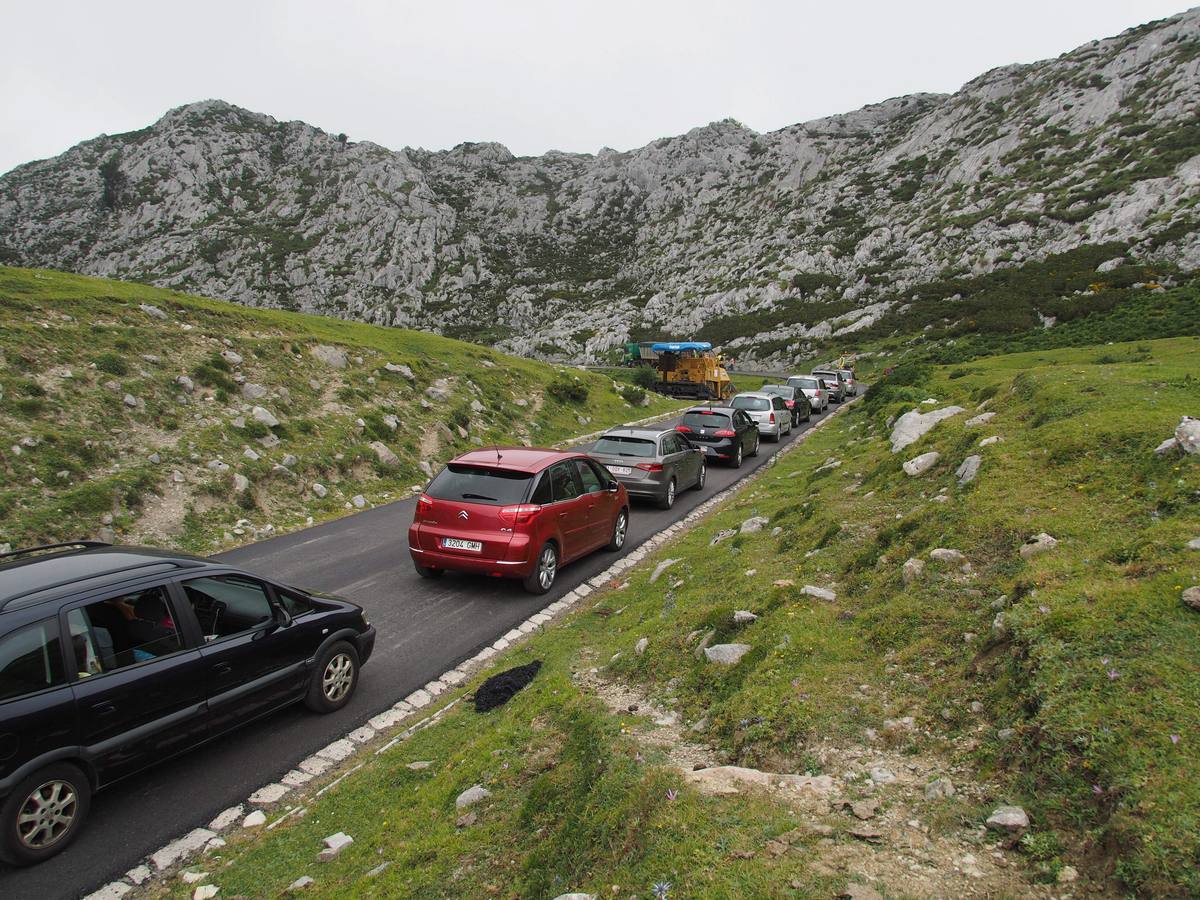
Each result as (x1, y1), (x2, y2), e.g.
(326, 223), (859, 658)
(740, 516), (769, 534)
(704, 643), (752, 665)
(1155, 437), (1180, 456)
(890, 406), (965, 452)
(1019, 532), (1059, 559)
(925, 778), (955, 800)
(1182, 587), (1200, 612)
(456, 785), (491, 809)
(929, 548), (965, 564)
(311, 345), (348, 369)
(311, 483), (327, 498)
(649, 558), (679, 583)
(733, 610), (758, 625)
(986, 805), (1029, 832)
(288, 876), (314, 891)
(801, 585), (836, 602)
(317, 832), (353, 862)
(956, 454), (982, 485)
(1176, 416), (1200, 454)
(635, 637), (649, 656)
(902, 451), (940, 476)
(369, 441), (400, 467)
(709, 529), (737, 546)
(902, 558), (925, 584)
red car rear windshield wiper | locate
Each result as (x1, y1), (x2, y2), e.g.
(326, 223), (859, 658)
(460, 492), (499, 501)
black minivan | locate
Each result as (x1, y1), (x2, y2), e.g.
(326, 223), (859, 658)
(0, 542), (375, 865)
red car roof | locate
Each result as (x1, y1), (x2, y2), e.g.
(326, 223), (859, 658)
(448, 446), (579, 473)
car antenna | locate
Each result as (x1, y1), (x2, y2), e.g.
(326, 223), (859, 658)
(495, 445), (503, 464)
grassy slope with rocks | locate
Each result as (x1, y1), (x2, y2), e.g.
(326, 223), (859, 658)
(0, 266), (680, 553)
(142, 336), (1199, 898)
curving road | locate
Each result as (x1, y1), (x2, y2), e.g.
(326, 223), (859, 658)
(0, 400), (852, 899)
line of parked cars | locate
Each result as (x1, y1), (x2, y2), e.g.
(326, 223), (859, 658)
(0, 365), (858, 866)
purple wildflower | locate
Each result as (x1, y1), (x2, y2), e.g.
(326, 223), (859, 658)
(665, 788), (678, 802)
(1107, 669), (1120, 680)
(1170, 734), (1180, 745)
(1100, 657), (1110, 665)
(1038, 605), (1050, 614)
(1092, 784), (1104, 796)
(652, 882), (672, 899)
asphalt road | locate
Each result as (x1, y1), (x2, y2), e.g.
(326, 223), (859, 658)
(1, 398), (850, 899)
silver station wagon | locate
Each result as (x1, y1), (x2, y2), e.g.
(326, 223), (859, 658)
(588, 428), (705, 510)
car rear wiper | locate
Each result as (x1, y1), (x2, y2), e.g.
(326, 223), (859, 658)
(460, 492), (499, 501)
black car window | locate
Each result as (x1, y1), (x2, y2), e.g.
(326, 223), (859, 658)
(575, 459), (604, 493)
(277, 588), (314, 618)
(682, 411), (732, 431)
(736, 411), (753, 428)
(0, 619), (65, 702)
(731, 396), (770, 411)
(67, 587), (183, 676)
(550, 462), (583, 502)
(593, 436), (656, 458)
(772, 397), (787, 410)
(661, 434), (680, 455)
(181, 575), (274, 642)
(426, 464), (534, 506)
(530, 471), (553, 504)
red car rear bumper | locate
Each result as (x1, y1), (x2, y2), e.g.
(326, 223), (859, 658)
(408, 525), (537, 578)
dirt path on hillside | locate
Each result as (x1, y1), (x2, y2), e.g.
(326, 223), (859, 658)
(575, 662), (1098, 900)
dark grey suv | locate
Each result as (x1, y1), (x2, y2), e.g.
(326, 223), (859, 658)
(0, 542), (375, 865)
(588, 428), (705, 509)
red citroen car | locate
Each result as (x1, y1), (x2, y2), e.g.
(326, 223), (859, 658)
(408, 448), (630, 594)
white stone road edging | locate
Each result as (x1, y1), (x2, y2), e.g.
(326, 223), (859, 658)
(89, 397), (860, 900)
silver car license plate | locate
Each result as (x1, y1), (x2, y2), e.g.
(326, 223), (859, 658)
(609, 465), (632, 475)
(442, 537), (482, 552)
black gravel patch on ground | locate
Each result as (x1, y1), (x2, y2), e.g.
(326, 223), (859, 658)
(475, 660), (542, 712)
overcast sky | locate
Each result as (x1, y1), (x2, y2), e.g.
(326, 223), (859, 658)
(0, 1), (1185, 175)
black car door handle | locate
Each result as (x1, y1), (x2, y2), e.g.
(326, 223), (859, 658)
(212, 662), (232, 676)
(91, 701), (116, 716)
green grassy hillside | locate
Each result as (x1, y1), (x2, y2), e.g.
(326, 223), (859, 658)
(0, 267), (679, 552)
(146, 335), (1199, 897)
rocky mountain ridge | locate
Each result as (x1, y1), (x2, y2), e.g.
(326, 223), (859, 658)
(1, 9), (1197, 365)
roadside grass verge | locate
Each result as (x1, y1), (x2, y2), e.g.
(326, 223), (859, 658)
(148, 335), (1199, 896)
(0, 266), (682, 551)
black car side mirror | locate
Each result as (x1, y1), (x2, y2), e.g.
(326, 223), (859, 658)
(607, 480), (620, 492)
(267, 605), (293, 632)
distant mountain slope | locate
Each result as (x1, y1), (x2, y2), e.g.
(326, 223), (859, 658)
(1, 10), (1197, 366)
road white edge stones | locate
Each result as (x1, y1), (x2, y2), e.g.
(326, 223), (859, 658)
(90, 396), (858, 900)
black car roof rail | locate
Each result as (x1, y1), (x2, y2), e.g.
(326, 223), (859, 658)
(0, 540), (112, 563)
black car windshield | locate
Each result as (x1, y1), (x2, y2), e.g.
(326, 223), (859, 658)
(426, 464), (532, 505)
(593, 436), (657, 458)
(682, 411), (732, 430)
(731, 396), (770, 411)
(789, 377), (819, 389)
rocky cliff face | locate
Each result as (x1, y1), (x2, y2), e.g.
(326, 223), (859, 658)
(2, 10), (1197, 365)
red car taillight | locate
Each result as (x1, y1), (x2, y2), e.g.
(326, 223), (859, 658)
(769, 413), (776, 424)
(636, 462), (663, 472)
(714, 429), (736, 437)
(498, 504), (542, 526)
(675, 425), (692, 433)
(417, 493), (434, 515)
(785, 400), (795, 408)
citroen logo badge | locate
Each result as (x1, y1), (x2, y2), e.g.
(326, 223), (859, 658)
(458, 510), (469, 520)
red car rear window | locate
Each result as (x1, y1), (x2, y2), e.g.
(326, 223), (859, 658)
(426, 465), (533, 505)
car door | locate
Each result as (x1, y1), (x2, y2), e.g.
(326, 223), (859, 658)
(574, 458), (614, 549)
(664, 433), (697, 487)
(174, 573), (307, 735)
(0, 616), (78, 788)
(772, 396), (789, 432)
(64, 584), (208, 784)
(548, 461), (590, 561)
(737, 411), (757, 451)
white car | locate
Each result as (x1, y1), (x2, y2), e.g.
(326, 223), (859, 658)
(786, 375), (828, 412)
(730, 392), (792, 441)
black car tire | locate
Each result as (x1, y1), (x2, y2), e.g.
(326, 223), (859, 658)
(523, 542), (558, 594)
(305, 640), (360, 713)
(748, 435), (760, 458)
(0, 762), (91, 867)
(606, 509), (628, 551)
(693, 462), (706, 491)
(413, 562), (444, 579)
(731, 443), (743, 468)
(658, 478), (677, 510)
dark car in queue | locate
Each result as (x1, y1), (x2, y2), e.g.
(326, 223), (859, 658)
(759, 383), (812, 427)
(587, 427), (705, 510)
(0, 541), (376, 866)
(408, 448), (629, 595)
(675, 406), (759, 468)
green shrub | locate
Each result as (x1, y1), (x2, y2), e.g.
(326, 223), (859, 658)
(548, 378), (589, 405)
(94, 352), (129, 376)
(631, 366), (658, 389)
(619, 384), (646, 405)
